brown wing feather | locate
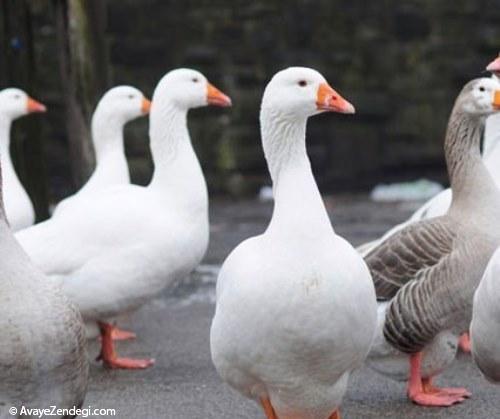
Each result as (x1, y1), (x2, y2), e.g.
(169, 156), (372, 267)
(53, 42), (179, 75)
(364, 216), (457, 299)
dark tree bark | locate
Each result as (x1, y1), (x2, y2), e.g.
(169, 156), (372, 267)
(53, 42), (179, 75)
(53, 0), (110, 189)
(0, 0), (49, 220)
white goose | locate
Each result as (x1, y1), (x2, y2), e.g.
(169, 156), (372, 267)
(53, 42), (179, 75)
(0, 88), (46, 231)
(471, 246), (500, 383)
(16, 68), (231, 369)
(210, 67), (377, 419)
(358, 56), (500, 256)
(53, 86), (150, 216)
(0, 145), (88, 414)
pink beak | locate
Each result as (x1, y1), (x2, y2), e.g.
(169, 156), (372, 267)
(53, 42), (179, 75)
(486, 56), (500, 74)
(27, 97), (47, 113)
(316, 83), (355, 114)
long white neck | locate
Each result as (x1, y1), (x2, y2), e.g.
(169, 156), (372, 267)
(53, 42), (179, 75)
(0, 150), (5, 222)
(87, 112), (130, 187)
(483, 113), (500, 184)
(0, 114), (21, 190)
(148, 102), (208, 216)
(261, 107), (333, 236)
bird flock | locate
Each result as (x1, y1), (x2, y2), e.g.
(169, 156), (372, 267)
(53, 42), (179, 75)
(0, 55), (500, 419)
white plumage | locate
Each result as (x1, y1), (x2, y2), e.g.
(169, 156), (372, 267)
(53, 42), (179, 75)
(16, 68), (231, 368)
(211, 67), (377, 419)
(0, 88), (46, 231)
(53, 85), (150, 216)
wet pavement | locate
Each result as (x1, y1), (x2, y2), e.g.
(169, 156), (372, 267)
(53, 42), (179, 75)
(85, 195), (500, 418)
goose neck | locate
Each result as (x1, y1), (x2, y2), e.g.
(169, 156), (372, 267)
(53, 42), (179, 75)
(0, 116), (7, 222)
(148, 102), (208, 214)
(0, 115), (12, 154)
(0, 115), (16, 185)
(483, 113), (500, 180)
(149, 103), (189, 183)
(91, 113), (126, 163)
(0, 157), (4, 221)
(445, 110), (496, 207)
(261, 107), (333, 235)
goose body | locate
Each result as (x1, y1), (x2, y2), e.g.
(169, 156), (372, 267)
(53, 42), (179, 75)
(0, 155), (88, 416)
(28, 182), (208, 316)
(16, 69), (231, 369)
(0, 89), (46, 231)
(211, 68), (377, 419)
(363, 77), (500, 406)
(469, 58), (500, 383)
(471, 247), (500, 383)
(53, 86), (150, 217)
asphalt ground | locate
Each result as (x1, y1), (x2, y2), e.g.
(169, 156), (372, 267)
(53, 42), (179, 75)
(84, 196), (500, 418)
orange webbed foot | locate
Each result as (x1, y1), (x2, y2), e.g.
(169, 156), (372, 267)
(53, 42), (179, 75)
(422, 377), (471, 399)
(102, 356), (155, 369)
(97, 321), (154, 370)
(408, 353), (469, 407)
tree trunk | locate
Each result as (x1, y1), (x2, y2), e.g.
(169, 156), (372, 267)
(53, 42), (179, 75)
(53, 0), (109, 189)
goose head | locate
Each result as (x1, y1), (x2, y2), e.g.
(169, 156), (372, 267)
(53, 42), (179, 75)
(0, 88), (46, 120)
(455, 77), (500, 116)
(486, 54), (500, 79)
(152, 68), (231, 111)
(94, 86), (150, 124)
(261, 67), (355, 119)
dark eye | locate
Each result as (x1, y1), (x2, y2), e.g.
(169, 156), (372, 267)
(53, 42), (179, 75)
(14, 95), (20, 99)
(128, 94), (135, 99)
(479, 86), (485, 92)
(298, 80), (307, 87)
(192, 78), (199, 83)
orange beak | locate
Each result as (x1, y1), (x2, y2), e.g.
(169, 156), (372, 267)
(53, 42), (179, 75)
(141, 97), (152, 114)
(316, 83), (355, 114)
(486, 56), (500, 74)
(27, 97), (47, 113)
(206, 83), (232, 107)
(494, 90), (500, 110)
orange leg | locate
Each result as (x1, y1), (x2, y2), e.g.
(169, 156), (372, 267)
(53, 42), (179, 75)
(458, 333), (471, 353)
(407, 352), (469, 406)
(260, 398), (278, 419)
(259, 398), (340, 419)
(97, 321), (154, 369)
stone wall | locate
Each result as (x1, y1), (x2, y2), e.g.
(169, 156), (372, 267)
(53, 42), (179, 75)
(5, 0), (500, 199)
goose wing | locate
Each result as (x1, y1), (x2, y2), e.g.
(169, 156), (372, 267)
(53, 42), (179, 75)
(364, 216), (457, 299)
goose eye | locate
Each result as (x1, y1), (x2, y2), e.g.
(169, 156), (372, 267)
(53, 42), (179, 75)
(479, 86), (485, 92)
(298, 80), (307, 87)
(14, 95), (20, 99)
(192, 78), (199, 83)
(128, 94), (135, 99)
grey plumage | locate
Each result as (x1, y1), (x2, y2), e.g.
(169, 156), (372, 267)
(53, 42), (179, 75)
(365, 78), (500, 355)
(0, 155), (88, 418)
